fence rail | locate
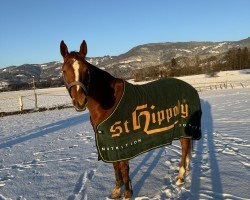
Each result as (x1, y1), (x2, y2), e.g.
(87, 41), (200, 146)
(192, 80), (250, 92)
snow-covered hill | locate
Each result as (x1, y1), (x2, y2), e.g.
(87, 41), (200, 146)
(1, 37), (250, 86)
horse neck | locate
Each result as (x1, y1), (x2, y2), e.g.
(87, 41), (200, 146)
(86, 63), (123, 127)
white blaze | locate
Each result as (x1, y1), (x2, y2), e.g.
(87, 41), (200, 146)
(73, 60), (80, 91)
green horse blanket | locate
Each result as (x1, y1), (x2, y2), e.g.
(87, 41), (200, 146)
(95, 78), (202, 163)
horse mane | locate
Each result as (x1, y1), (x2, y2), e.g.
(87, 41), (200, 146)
(87, 62), (116, 110)
(66, 51), (85, 61)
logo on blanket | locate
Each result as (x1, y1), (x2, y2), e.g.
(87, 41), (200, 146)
(110, 100), (188, 137)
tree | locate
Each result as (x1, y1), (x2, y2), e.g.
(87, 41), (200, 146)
(236, 48), (243, 69)
(194, 55), (201, 69)
(170, 58), (177, 70)
(242, 47), (249, 69)
(169, 58), (178, 77)
(225, 48), (237, 70)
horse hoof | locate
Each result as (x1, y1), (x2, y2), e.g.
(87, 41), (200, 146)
(123, 190), (133, 200)
(110, 187), (121, 199)
(176, 178), (184, 186)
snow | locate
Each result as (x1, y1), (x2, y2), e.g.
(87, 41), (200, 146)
(201, 46), (210, 51)
(40, 65), (49, 70)
(212, 42), (227, 50)
(178, 70), (250, 88)
(208, 50), (220, 54)
(178, 49), (193, 53)
(0, 71), (250, 199)
(0, 87), (71, 112)
(119, 57), (142, 64)
(119, 65), (129, 69)
(128, 70), (250, 89)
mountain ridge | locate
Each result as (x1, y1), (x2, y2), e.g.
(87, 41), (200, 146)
(1, 37), (250, 90)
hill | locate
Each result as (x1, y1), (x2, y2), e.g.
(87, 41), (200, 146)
(1, 37), (250, 91)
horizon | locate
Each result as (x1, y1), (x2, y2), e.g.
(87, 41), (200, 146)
(1, 36), (250, 68)
(0, 0), (250, 68)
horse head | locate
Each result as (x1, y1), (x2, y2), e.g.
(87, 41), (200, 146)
(60, 40), (90, 111)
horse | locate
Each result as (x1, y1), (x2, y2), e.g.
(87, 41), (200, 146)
(60, 40), (201, 199)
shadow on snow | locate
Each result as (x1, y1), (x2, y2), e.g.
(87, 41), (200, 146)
(129, 99), (223, 198)
(191, 100), (223, 198)
(0, 113), (89, 149)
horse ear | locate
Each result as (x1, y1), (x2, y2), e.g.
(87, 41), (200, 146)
(60, 40), (69, 58)
(79, 40), (87, 57)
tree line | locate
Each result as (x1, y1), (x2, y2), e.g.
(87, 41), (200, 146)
(135, 47), (250, 81)
(0, 79), (64, 92)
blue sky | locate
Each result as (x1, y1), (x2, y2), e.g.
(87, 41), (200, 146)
(0, 0), (250, 68)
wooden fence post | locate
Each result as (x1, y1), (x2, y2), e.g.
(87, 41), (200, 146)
(34, 93), (38, 109)
(19, 96), (23, 111)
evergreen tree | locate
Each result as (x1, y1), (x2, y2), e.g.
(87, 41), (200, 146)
(242, 47), (249, 69)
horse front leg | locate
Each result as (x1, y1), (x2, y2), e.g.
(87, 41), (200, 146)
(176, 137), (191, 186)
(111, 162), (123, 199)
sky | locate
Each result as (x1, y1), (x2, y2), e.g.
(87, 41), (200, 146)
(0, 0), (250, 68)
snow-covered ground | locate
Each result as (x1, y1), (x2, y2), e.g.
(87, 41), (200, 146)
(0, 70), (250, 200)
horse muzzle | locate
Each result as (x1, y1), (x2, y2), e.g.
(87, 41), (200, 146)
(72, 98), (88, 112)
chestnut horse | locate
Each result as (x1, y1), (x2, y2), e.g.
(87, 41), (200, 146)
(60, 40), (192, 199)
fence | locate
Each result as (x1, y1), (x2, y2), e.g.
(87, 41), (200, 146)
(0, 87), (72, 114)
(0, 80), (249, 116)
(192, 80), (250, 92)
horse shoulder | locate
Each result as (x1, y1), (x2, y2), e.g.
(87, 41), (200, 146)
(89, 78), (124, 128)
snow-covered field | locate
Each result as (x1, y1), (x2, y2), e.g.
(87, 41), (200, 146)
(0, 70), (250, 200)
(0, 70), (249, 113)
(0, 87), (71, 113)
